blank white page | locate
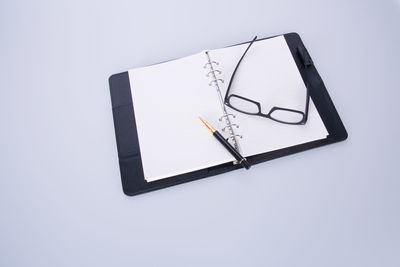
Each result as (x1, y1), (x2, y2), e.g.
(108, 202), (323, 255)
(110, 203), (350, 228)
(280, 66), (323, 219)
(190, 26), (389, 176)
(207, 36), (328, 157)
(128, 53), (235, 182)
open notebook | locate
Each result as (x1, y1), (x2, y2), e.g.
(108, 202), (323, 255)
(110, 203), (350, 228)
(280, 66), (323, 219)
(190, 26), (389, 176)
(128, 36), (328, 182)
(109, 32), (347, 195)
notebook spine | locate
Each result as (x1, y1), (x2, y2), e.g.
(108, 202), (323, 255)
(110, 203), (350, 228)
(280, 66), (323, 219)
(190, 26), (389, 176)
(203, 51), (242, 152)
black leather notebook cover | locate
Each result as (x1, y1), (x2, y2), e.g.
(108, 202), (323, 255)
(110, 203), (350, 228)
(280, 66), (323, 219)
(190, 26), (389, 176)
(109, 32), (347, 196)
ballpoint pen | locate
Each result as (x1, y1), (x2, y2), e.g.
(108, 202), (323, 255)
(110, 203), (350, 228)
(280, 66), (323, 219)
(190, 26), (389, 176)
(200, 117), (251, 169)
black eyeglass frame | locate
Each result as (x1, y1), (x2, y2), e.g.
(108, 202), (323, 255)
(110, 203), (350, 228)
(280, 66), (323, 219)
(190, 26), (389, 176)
(223, 36), (310, 125)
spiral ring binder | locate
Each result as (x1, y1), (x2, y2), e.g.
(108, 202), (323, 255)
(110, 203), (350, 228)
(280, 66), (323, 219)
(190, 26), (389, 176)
(203, 61), (219, 69)
(219, 114), (236, 121)
(222, 124), (239, 132)
(208, 79), (224, 86)
(204, 51), (243, 155)
(227, 134), (243, 140)
(206, 70), (222, 77)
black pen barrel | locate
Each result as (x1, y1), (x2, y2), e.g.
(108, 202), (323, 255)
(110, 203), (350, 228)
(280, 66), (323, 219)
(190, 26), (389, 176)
(213, 131), (251, 169)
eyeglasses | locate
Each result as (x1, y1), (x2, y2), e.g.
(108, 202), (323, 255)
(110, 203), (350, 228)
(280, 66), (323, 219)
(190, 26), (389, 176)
(224, 36), (310, 125)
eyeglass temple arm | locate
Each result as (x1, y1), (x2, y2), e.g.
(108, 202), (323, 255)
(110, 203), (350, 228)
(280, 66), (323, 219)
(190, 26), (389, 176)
(224, 36), (258, 104)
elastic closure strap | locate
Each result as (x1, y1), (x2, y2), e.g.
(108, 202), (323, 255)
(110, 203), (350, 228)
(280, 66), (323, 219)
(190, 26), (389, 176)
(297, 46), (313, 67)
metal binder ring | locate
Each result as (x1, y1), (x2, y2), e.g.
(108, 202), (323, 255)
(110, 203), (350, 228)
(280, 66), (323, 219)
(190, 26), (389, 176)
(226, 134), (243, 141)
(203, 61), (219, 69)
(206, 70), (222, 77)
(208, 79), (224, 86)
(222, 124), (239, 132)
(219, 114), (236, 121)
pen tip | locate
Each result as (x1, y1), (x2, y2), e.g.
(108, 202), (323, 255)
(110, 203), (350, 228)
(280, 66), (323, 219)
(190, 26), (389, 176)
(199, 117), (216, 133)
(199, 117), (205, 127)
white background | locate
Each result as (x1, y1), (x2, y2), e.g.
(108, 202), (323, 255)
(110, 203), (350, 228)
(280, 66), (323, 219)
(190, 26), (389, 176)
(1, 0), (399, 266)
